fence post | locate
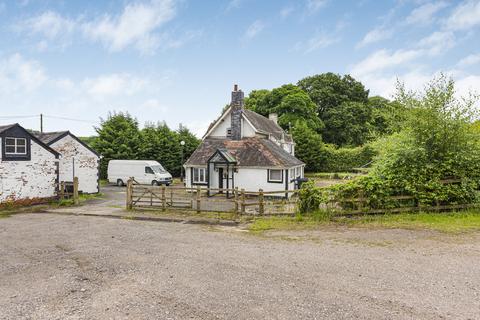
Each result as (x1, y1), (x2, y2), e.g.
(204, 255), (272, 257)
(73, 177), (79, 205)
(358, 189), (364, 212)
(126, 178), (133, 210)
(234, 187), (239, 214)
(259, 189), (264, 215)
(60, 181), (65, 200)
(161, 185), (166, 211)
(241, 189), (246, 215)
(196, 185), (201, 213)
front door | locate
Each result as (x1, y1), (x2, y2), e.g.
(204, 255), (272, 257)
(218, 168), (224, 192)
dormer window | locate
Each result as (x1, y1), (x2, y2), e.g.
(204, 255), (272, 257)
(226, 128), (232, 137)
(5, 137), (27, 155)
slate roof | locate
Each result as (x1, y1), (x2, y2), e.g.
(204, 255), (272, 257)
(32, 131), (69, 145)
(242, 109), (293, 143)
(0, 124), (17, 133)
(0, 123), (60, 158)
(185, 137), (304, 168)
(31, 131), (101, 157)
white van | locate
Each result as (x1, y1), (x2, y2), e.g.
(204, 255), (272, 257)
(107, 160), (172, 186)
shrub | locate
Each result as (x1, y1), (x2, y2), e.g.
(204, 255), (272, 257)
(335, 76), (480, 209)
(298, 181), (326, 213)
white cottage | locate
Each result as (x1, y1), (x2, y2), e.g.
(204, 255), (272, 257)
(184, 85), (305, 195)
(0, 124), (59, 203)
(33, 131), (100, 194)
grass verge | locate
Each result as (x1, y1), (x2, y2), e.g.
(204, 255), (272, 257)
(248, 209), (480, 234)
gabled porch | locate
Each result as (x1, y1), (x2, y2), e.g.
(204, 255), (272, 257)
(207, 148), (237, 197)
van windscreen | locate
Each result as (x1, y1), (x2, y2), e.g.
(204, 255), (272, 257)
(151, 165), (166, 173)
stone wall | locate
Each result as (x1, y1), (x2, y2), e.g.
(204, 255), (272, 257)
(0, 138), (58, 203)
(50, 135), (99, 194)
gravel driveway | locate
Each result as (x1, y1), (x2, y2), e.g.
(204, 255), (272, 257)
(1, 213), (479, 319)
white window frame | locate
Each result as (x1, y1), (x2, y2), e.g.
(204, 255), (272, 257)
(5, 137), (27, 155)
(268, 169), (283, 183)
(295, 166), (301, 177)
(193, 167), (207, 184)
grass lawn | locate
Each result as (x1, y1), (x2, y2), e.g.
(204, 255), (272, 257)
(249, 209), (480, 234)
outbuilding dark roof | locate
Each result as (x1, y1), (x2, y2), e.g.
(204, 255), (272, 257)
(0, 124), (17, 133)
(0, 123), (60, 158)
(185, 137), (303, 168)
(32, 131), (69, 145)
(31, 131), (100, 157)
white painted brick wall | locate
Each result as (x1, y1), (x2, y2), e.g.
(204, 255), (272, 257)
(0, 138), (58, 203)
(50, 135), (99, 194)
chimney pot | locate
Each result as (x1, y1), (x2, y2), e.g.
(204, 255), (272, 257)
(234, 84), (238, 91)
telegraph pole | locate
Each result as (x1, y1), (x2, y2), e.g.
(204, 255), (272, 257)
(40, 114), (43, 133)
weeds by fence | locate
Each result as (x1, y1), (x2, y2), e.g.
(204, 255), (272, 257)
(126, 178), (479, 217)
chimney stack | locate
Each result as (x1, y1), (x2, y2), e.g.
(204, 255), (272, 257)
(231, 84), (244, 107)
(268, 113), (278, 124)
(230, 84), (243, 140)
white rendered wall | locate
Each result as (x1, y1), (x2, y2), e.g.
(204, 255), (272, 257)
(234, 168), (291, 193)
(208, 111), (257, 138)
(50, 135), (99, 193)
(0, 138), (57, 203)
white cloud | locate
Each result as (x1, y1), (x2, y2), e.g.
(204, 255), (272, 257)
(405, 1), (448, 25)
(458, 53), (480, 67)
(226, 0), (243, 11)
(303, 31), (337, 53)
(351, 49), (422, 77)
(23, 10), (75, 39)
(82, 74), (148, 98)
(280, 6), (294, 18)
(141, 98), (168, 113)
(0, 53), (47, 93)
(445, 0), (480, 30)
(417, 31), (455, 55)
(243, 20), (264, 40)
(306, 0), (328, 13)
(357, 27), (393, 48)
(82, 0), (176, 53)
(456, 74), (480, 98)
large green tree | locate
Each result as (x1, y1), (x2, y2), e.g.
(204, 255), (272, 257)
(92, 112), (141, 178)
(321, 101), (373, 146)
(297, 73), (371, 146)
(291, 122), (327, 172)
(91, 113), (200, 179)
(245, 84), (323, 132)
(297, 73), (369, 115)
(368, 96), (407, 137)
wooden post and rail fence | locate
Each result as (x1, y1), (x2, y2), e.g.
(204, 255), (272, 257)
(57, 176), (80, 204)
(125, 178), (479, 216)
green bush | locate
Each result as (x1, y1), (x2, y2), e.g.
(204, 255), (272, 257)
(298, 181), (326, 213)
(322, 144), (376, 172)
(334, 76), (480, 209)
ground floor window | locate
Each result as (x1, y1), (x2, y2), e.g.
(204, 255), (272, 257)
(193, 167), (207, 183)
(268, 169), (283, 183)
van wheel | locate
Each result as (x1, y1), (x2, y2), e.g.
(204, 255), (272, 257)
(117, 179), (124, 187)
(152, 180), (159, 186)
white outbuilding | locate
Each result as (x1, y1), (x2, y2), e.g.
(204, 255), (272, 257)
(34, 131), (101, 194)
(0, 123), (60, 203)
(184, 85), (305, 196)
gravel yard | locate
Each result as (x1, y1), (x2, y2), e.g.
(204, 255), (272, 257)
(1, 212), (480, 320)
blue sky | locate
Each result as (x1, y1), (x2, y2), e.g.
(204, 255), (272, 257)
(0, 0), (479, 136)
